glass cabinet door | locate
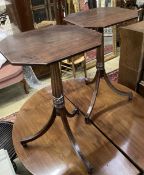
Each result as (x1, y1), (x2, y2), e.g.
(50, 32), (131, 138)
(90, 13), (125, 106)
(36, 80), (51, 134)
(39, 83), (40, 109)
(31, 0), (64, 25)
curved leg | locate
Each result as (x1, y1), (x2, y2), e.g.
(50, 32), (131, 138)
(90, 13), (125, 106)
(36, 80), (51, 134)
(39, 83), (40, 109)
(22, 79), (29, 94)
(65, 107), (79, 118)
(21, 107), (56, 146)
(85, 70), (101, 124)
(104, 72), (133, 100)
(85, 45), (102, 86)
(60, 112), (94, 174)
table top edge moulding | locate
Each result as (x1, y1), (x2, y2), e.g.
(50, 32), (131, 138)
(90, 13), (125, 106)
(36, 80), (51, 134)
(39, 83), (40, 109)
(0, 25), (101, 66)
(64, 7), (138, 28)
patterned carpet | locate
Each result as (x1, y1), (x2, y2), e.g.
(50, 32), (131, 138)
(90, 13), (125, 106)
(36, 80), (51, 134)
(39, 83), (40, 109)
(0, 69), (118, 122)
(86, 45), (113, 63)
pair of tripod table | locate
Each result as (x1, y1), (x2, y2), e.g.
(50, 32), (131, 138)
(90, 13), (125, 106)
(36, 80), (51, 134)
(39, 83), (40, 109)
(1, 7), (143, 175)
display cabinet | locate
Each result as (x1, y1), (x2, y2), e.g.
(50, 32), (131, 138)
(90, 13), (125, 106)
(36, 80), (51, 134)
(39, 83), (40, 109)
(6, 0), (64, 32)
(6, 0), (34, 32)
(30, 0), (62, 24)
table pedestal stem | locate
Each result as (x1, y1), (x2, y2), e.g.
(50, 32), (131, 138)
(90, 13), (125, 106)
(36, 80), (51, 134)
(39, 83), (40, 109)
(21, 62), (94, 174)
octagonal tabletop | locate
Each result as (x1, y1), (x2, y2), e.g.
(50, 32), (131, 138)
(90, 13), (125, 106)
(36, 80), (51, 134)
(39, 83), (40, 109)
(64, 7), (138, 28)
(0, 25), (101, 65)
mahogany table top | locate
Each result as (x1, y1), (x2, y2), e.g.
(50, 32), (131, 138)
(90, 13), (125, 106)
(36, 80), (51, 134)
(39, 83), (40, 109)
(64, 78), (144, 171)
(0, 25), (101, 65)
(64, 7), (138, 28)
(12, 81), (139, 175)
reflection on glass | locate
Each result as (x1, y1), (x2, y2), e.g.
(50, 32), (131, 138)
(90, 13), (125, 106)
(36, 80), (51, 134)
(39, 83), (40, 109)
(33, 8), (47, 23)
(31, 0), (45, 6)
(50, 6), (55, 20)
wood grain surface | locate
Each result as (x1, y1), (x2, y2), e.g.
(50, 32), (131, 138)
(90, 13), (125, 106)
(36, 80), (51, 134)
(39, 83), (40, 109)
(119, 21), (144, 90)
(12, 80), (140, 175)
(64, 7), (138, 28)
(64, 78), (144, 172)
(0, 25), (101, 65)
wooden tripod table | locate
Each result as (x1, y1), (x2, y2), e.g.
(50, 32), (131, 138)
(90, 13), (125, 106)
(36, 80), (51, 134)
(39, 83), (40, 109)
(11, 84), (140, 175)
(65, 7), (138, 121)
(0, 25), (102, 174)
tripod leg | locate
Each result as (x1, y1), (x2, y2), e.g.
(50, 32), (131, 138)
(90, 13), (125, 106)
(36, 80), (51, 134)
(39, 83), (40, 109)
(21, 107), (56, 146)
(85, 70), (101, 124)
(60, 111), (94, 174)
(104, 72), (133, 100)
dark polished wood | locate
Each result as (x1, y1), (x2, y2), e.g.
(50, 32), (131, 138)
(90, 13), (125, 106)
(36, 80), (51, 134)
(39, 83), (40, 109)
(7, 0), (34, 32)
(64, 7), (137, 121)
(64, 79), (132, 117)
(64, 7), (138, 28)
(64, 78), (144, 173)
(0, 25), (101, 65)
(119, 21), (144, 91)
(0, 25), (102, 174)
(12, 85), (139, 175)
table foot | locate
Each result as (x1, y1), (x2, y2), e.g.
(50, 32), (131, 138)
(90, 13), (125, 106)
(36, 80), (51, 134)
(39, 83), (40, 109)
(65, 108), (79, 118)
(21, 108), (56, 146)
(104, 72), (133, 100)
(61, 112), (94, 174)
(85, 117), (92, 125)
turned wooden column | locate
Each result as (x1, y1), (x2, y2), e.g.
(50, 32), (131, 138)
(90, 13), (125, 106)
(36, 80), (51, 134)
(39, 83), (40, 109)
(50, 62), (65, 108)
